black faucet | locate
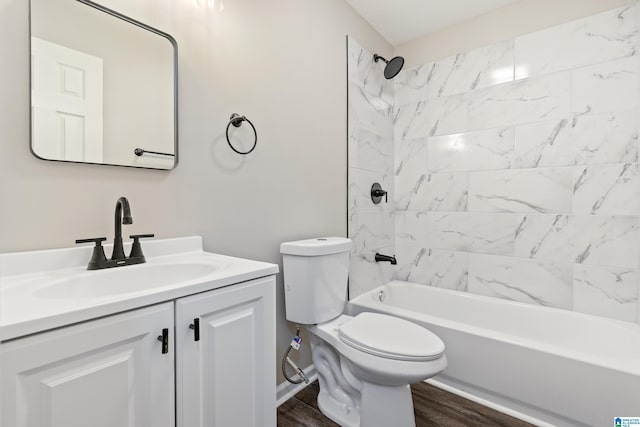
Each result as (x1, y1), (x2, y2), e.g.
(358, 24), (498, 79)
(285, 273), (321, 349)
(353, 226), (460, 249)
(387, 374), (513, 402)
(112, 197), (133, 261)
(76, 197), (154, 270)
(375, 253), (397, 265)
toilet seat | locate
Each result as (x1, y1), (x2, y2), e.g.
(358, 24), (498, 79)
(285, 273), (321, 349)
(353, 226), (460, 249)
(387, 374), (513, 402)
(338, 312), (445, 361)
(310, 314), (447, 387)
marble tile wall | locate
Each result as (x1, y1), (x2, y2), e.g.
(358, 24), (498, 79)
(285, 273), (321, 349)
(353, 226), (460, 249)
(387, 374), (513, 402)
(347, 37), (395, 297)
(391, 3), (640, 323)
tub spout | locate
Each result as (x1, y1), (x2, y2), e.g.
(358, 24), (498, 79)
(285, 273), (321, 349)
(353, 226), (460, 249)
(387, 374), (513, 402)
(375, 253), (397, 265)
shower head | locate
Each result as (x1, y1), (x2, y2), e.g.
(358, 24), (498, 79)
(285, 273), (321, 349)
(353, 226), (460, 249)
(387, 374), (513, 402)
(374, 54), (405, 79)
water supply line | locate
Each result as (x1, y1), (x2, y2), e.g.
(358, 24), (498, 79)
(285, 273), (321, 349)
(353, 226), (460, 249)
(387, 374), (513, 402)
(281, 326), (310, 384)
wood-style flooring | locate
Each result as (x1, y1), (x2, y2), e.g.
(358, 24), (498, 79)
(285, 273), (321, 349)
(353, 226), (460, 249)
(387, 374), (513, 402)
(277, 381), (534, 427)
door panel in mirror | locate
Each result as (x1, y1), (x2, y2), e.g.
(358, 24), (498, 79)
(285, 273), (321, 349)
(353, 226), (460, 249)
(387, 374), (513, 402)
(30, 0), (178, 170)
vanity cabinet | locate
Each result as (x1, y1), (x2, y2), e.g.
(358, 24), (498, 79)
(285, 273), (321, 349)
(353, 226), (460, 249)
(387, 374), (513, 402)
(176, 276), (276, 427)
(0, 276), (276, 427)
(0, 303), (175, 427)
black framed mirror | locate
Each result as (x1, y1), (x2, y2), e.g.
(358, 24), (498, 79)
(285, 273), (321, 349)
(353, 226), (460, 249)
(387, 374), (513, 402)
(30, 0), (178, 170)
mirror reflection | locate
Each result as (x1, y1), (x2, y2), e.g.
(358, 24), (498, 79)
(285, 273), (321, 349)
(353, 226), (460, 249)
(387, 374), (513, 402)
(30, 0), (177, 170)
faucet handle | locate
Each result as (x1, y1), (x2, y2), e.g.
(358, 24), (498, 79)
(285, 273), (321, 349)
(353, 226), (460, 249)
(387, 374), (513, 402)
(129, 234), (154, 259)
(129, 234), (155, 240)
(75, 237), (107, 244)
(75, 237), (108, 270)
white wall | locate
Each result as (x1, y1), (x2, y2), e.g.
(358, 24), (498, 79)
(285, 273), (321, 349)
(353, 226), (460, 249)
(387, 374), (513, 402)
(395, 0), (635, 67)
(0, 0), (391, 383)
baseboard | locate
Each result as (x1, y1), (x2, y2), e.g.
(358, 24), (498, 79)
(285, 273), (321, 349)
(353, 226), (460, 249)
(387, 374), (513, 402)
(425, 379), (554, 427)
(276, 364), (318, 407)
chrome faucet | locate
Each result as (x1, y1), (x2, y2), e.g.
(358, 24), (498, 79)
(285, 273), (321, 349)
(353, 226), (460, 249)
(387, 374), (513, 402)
(112, 197), (133, 261)
(75, 197), (154, 270)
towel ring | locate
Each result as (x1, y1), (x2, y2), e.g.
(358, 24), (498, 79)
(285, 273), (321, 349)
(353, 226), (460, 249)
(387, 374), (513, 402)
(226, 113), (257, 155)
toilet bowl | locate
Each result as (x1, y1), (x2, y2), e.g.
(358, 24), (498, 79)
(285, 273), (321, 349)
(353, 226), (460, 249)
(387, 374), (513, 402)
(281, 237), (447, 427)
(307, 314), (446, 427)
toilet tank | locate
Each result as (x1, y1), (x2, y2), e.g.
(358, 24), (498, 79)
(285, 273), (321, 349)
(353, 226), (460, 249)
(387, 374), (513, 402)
(280, 237), (352, 325)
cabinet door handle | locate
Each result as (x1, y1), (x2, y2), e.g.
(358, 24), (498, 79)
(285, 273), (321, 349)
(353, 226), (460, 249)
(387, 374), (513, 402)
(157, 328), (169, 354)
(189, 318), (200, 341)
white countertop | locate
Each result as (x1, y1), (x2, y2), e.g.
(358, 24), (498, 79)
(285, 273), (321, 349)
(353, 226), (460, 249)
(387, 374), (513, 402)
(0, 236), (279, 341)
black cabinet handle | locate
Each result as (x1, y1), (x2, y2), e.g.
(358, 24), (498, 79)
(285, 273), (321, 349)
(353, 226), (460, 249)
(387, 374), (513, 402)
(189, 318), (200, 341)
(157, 328), (169, 354)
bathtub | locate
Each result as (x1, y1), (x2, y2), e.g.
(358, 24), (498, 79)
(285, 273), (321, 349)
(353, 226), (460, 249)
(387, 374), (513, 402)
(348, 280), (640, 427)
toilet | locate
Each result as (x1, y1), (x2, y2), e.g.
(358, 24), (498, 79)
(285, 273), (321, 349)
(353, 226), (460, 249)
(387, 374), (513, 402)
(281, 237), (447, 427)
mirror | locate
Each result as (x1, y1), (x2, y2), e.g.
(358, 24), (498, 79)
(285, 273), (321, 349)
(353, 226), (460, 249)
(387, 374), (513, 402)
(30, 0), (178, 170)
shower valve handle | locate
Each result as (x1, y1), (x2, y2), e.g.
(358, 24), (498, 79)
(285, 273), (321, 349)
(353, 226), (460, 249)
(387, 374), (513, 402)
(372, 189), (388, 202)
(371, 183), (388, 204)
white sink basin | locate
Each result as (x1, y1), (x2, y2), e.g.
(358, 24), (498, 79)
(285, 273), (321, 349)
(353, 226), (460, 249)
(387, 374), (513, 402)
(0, 237), (279, 342)
(34, 262), (219, 299)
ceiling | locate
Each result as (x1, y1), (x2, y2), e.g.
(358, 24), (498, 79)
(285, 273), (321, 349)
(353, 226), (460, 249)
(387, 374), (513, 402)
(345, 0), (521, 46)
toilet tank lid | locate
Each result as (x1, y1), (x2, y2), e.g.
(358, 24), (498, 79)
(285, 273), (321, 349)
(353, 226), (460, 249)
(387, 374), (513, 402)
(280, 237), (352, 256)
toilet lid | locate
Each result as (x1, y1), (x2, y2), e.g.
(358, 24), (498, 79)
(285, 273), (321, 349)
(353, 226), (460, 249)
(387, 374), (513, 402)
(338, 313), (445, 361)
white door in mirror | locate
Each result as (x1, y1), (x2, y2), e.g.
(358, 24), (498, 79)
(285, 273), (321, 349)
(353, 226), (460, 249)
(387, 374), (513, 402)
(31, 37), (103, 163)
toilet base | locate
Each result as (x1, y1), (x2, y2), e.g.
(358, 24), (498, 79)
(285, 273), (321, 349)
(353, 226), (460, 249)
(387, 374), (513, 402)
(316, 381), (416, 427)
(312, 335), (361, 427)
(311, 335), (418, 427)
(316, 388), (360, 427)
(360, 382), (415, 427)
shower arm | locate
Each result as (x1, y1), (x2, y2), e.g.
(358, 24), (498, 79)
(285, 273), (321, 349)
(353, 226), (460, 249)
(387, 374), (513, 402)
(373, 54), (388, 64)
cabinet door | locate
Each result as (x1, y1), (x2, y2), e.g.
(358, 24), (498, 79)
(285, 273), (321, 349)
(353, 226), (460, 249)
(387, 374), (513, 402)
(1, 303), (175, 427)
(176, 276), (276, 427)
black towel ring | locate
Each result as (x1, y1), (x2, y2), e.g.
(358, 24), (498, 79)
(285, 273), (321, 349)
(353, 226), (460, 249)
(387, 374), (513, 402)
(226, 113), (257, 155)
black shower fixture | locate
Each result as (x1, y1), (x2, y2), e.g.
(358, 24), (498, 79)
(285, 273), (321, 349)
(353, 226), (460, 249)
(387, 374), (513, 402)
(373, 53), (405, 79)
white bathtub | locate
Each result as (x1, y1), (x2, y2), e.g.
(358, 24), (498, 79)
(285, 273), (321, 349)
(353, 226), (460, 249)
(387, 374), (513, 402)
(348, 281), (640, 427)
